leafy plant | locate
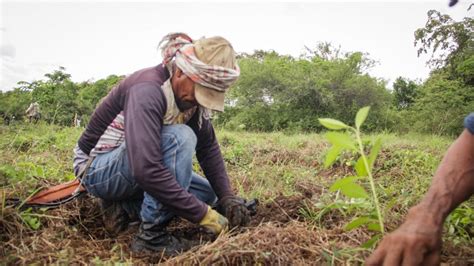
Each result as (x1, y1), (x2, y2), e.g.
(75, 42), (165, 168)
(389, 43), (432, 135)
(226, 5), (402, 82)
(19, 208), (41, 230)
(445, 203), (474, 243)
(319, 106), (384, 245)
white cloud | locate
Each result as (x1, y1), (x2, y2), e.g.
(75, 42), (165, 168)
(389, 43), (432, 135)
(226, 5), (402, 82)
(0, 56), (57, 90)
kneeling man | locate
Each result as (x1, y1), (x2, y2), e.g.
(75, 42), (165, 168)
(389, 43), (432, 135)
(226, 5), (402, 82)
(73, 33), (250, 254)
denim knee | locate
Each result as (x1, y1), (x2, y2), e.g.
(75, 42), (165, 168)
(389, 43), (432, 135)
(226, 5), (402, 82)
(83, 142), (140, 200)
(162, 124), (197, 152)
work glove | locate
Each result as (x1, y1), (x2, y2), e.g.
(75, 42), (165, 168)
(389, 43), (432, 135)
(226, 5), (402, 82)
(199, 206), (228, 235)
(217, 195), (251, 228)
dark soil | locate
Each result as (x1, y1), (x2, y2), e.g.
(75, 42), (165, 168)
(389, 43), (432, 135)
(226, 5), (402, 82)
(249, 194), (307, 226)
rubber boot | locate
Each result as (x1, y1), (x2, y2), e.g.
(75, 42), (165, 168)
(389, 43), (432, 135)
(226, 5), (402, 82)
(131, 222), (197, 256)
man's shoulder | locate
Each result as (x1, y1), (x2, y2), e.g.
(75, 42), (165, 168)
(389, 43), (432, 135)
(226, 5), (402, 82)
(125, 64), (169, 86)
(464, 113), (474, 135)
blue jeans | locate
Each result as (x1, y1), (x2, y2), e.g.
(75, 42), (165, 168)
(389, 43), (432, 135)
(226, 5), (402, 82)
(83, 124), (217, 226)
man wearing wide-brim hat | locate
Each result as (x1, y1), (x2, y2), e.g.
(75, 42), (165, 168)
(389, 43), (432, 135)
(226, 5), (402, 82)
(72, 33), (250, 254)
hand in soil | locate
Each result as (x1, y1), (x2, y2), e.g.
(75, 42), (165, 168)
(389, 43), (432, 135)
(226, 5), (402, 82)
(366, 210), (442, 266)
(217, 196), (251, 228)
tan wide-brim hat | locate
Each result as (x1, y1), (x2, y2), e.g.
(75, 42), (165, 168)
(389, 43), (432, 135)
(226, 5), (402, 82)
(194, 36), (237, 112)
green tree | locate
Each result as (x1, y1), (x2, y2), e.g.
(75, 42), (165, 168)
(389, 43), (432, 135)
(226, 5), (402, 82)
(415, 9), (473, 83)
(218, 45), (392, 132)
(404, 10), (474, 135)
(407, 73), (472, 135)
(0, 88), (31, 123)
(31, 67), (79, 125)
(392, 77), (418, 110)
(77, 75), (122, 118)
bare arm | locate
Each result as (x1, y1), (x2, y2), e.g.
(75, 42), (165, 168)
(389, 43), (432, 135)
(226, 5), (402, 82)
(415, 129), (474, 225)
(366, 129), (474, 266)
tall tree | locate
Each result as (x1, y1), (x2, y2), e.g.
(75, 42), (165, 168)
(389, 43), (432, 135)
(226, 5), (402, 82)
(405, 10), (474, 135)
(392, 77), (418, 109)
(414, 10), (473, 83)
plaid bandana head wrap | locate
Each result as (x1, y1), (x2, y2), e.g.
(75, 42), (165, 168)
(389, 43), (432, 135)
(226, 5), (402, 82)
(158, 32), (240, 94)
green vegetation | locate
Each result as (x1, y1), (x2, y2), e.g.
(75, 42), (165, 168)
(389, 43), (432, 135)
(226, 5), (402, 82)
(1, 125), (472, 263)
(0, 68), (122, 126)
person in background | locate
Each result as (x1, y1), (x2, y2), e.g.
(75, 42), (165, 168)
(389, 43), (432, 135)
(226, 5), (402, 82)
(25, 102), (40, 123)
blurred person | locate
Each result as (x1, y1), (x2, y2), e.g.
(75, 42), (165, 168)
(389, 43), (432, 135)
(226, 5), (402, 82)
(25, 102), (41, 123)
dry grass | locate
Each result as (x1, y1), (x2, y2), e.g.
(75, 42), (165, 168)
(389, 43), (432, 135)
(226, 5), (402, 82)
(1, 128), (473, 264)
(2, 188), (473, 265)
(167, 221), (367, 265)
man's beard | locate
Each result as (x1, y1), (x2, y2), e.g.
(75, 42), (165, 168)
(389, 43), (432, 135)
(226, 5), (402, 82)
(175, 98), (196, 112)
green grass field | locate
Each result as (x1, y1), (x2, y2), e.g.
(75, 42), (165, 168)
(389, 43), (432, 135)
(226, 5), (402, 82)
(1, 123), (473, 264)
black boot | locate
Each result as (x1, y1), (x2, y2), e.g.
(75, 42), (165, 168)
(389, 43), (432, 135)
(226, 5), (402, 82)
(131, 223), (197, 256)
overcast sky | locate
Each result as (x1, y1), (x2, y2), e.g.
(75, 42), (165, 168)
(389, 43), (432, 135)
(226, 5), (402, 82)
(0, 0), (472, 91)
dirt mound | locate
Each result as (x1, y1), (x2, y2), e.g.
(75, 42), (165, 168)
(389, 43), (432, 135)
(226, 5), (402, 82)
(249, 194), (307, 226)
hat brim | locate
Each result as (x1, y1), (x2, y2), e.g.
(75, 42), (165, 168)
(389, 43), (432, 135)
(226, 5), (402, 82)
(194, 84), (225, 112)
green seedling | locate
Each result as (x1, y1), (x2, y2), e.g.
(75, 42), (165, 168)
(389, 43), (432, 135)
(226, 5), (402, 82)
(319, 106), (384, 246)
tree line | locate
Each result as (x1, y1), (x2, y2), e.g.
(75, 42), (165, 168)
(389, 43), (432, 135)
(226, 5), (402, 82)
(0, 67), (122, 126)
(1, 10), (472, 136)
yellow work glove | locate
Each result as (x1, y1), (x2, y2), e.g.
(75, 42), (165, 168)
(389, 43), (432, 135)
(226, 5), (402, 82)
(199, 206), (228, 235)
